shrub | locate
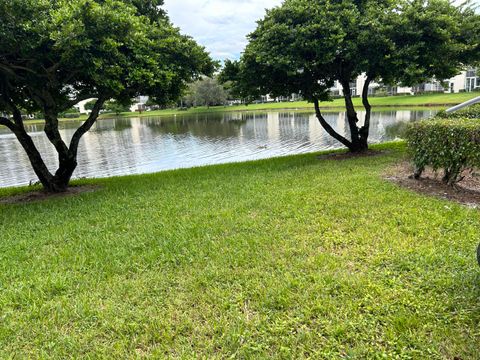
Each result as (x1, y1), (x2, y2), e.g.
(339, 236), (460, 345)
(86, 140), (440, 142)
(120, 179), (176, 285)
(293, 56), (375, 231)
(61, 113), (81, 119)
(435, 104), (480, 120)
(406, 117), (480, 185)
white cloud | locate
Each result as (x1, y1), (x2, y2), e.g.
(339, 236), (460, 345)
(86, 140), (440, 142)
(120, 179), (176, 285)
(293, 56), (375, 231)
(164, 0), (283, 60)
(164, 0), (480, 61)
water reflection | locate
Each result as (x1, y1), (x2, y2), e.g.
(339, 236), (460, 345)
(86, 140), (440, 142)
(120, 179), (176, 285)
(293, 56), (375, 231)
(0, 109), (436, 188)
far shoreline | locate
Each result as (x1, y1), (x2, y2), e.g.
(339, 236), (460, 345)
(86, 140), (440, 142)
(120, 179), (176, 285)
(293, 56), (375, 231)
(3, 92), (478, 126)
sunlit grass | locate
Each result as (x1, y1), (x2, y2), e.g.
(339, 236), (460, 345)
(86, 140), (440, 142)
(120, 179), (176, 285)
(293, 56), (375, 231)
(0, 142), (479, 358)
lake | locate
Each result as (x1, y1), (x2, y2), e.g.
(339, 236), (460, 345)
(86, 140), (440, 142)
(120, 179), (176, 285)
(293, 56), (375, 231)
(0, 109), (436, 188)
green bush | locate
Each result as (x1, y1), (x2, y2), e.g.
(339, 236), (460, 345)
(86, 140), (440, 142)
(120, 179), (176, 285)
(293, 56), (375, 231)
(435, 104), (480, 119)
(61, 113), (81, 119)
(406, 117), (480, 185)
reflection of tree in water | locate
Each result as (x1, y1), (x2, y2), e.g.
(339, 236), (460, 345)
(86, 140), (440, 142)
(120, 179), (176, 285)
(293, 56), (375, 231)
(142, 113), (249, 138)
(242, 112), (268, 121)
(89, 118), (133, 133)
(383, 110), (437, 140)
(384, 121), (409, 140)
(112, 119), (133, 132)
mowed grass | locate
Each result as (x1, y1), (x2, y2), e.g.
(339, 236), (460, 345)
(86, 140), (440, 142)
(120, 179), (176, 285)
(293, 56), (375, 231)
(0, 143), (479, 358)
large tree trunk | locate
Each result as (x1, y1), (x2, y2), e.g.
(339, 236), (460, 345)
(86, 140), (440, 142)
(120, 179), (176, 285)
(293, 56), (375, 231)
(340, 81), (368, 153)
(1, 96), (105, 193)
(313, 76), (373, 153)
(359, 76), (373, 149)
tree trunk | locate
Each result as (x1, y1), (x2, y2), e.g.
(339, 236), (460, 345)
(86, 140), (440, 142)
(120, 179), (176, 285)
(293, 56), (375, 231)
(359, 76), (373, 147)
(340, 80), (371, 153)
(10, 123), (77, 193)
(13, 126), (56, 189)
(1, 96), (105, 193)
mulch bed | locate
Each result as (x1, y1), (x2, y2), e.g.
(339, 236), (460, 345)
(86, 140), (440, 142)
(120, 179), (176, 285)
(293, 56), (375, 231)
(0, 185), (100, 205)
(385, 162), (480, 208)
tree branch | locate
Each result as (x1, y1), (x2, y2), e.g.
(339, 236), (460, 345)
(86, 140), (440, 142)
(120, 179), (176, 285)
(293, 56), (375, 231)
(313, 98), (352, 149)
(339, 80), (361, 144)
(360, 76), (373, 140)
(69, 96), (106, 157)
(0, 116), (16, 132)
(44, 109), (70, 158)
(0, 95), (25, 129)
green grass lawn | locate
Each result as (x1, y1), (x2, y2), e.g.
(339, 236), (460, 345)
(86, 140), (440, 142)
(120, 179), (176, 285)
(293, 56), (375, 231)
(0, 143), (479, 358)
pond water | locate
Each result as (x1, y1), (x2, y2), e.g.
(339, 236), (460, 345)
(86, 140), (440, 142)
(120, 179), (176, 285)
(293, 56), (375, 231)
(0, 109), (437, 188)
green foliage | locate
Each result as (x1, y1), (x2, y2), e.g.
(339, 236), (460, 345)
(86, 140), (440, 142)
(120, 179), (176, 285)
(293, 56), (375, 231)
(104, 100), (132, 115)
(184, 77), (228, 107)
(218, 60), (260, 103)
(406, 115), (480, 185)
(436, 104), (480, 120)
(59, 107), (81, 119)
(0, 144), (479, 357)
(84, 100), (97, 111)
(0, 0), (215, 113)
(229, 0), (478, 101)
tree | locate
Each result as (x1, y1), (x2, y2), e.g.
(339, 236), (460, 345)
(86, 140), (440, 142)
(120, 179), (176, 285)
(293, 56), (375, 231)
(218, 60), (260, 103)
(0, 0), (214, 192)
(227, 0), (479, 152)
(185, 77), (228, 108)
(84, 100), (97, 112)
(104, 100), (132, 116)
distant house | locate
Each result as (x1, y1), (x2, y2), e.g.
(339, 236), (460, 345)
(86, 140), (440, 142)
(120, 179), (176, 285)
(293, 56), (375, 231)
(329, 67), (479, 97)
(74, 96), (151, 115)
(129, 96), (149, 112)
(74, 98), (95, 114)
(465, 68), (480, 92)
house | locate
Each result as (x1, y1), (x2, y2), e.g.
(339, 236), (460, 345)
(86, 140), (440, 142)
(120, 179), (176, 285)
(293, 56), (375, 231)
(130, 96), (149, 112)
(329, 67), (479, 97)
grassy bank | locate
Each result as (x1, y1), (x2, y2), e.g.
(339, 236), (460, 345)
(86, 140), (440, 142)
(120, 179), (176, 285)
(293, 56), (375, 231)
(16, 92), (480, 125)
(107, 92), (479, 119)
(0, 143), (479, 358)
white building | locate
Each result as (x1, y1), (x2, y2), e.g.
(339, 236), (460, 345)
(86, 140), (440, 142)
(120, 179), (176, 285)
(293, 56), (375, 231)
(330, 68), (479, 97)
(465, 68), (480, 92)
(74, 98), (95, 114)
(74, 96), (150, 114)
(130, 96), (149, 112)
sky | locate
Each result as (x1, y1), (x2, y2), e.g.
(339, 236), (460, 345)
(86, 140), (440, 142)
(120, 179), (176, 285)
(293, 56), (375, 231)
(164, 0), (282, 61)
(164, 0), (480, 62)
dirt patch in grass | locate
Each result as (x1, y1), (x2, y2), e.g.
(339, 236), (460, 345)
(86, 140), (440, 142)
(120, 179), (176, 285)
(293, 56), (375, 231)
(0, 185), (100, 205)
(317, 149), (387, 161)
(385, 161), (480, 208)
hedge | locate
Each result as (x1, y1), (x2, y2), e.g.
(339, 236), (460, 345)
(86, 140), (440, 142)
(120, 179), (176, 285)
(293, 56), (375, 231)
(435, 103), (480, 120)
(406, 117), (480, 185)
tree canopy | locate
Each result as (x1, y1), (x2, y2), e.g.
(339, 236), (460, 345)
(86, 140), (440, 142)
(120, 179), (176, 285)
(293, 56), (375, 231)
(185, 77), (228, 108)
(222, 0), (479, 152)
(0, 0), (214, 192)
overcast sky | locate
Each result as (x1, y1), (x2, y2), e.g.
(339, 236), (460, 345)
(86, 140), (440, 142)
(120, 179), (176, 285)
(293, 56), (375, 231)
(164, 0), (283, 61)
(164, 0), (479, 61)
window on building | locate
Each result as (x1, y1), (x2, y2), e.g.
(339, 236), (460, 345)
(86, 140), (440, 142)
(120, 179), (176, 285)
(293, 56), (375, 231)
(466, 69), (477, 77)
